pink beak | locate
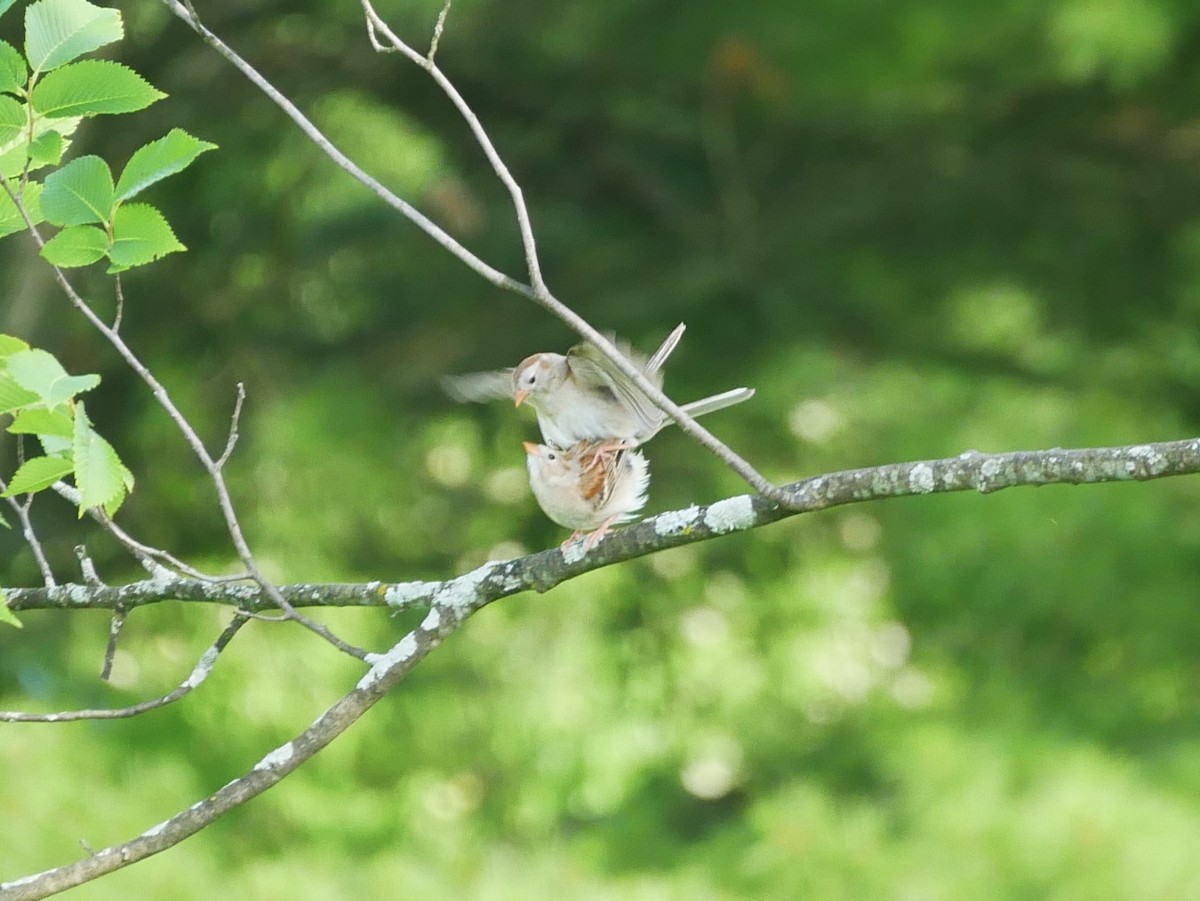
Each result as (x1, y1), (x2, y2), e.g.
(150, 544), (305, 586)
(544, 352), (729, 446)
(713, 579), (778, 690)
(513, 389), (529, 407)
(522, 441), (540, 455)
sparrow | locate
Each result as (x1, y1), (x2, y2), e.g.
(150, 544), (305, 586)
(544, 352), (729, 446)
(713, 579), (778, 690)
(523, 439), (649, 550)
(444, 324), (754, 449)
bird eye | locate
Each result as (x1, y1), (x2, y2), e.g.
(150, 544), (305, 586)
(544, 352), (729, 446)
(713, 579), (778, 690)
(546, 452), (557, 460)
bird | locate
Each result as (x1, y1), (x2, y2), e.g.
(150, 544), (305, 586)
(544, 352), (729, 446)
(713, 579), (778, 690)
(443, 323), (754, 450)
(523, 439), (650, 550)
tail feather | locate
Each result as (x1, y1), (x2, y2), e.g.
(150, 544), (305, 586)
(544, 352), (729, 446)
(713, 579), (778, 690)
(645, 323), (686, 376)
(679, 387), (755, 420)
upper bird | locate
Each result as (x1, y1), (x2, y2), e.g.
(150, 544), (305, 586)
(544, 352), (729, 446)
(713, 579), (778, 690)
(443, 324), (754, 449)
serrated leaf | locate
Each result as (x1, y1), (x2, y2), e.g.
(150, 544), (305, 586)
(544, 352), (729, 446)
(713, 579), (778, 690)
(41, 223), (106, 266)
(25, 0), (123, 73)
(0, 372), (39, 413)
(29, 129), (64, 167)
(0, 334), (30, 356)
(107, 202), (183, 270)
(6, 348), (100, 406)
(31, 59), (163, 118)
(9, 406), (74, 436)
(115, 128), (216, 201)
(0, 116), (77, 177)
(0, 592), (21, 629)
(38, 433), (70, 455)
(40, 154), (113, 225)
(0, 40), (25, 94)
(73, 401), (126, 514)
(0, 94), (24, 145)
(3, 453), (72, 495)
(0, 180), (43, 239)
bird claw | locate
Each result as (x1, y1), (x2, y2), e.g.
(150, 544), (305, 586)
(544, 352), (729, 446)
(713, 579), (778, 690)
(559, 515), (618, 554)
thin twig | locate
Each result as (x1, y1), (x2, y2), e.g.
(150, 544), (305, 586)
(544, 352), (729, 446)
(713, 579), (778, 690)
(0, 613), (249, 723)
(52, 480), (247, 582)
(99, 606), (127, 681)
(215, 382), (246, 470)
(428, 0), (452, 61)
(0, 475), (56, 587)
(360, 0), (544, 291)
(112, 275), (125, 332)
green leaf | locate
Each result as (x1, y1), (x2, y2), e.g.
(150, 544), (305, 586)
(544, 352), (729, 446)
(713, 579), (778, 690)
(0, 181), (42, 239)
(115, 128), (216, 201)
(0, 94), (23, 145)
(107, 202), (184, 270)
(0, 372), (39, 413)
(38, 433), (70, 455)
(0, 0), (19, 21)
(0, 591), (21, 629)
(0, 116), (77, 178)
(0, 334), (30, 356)
(41, 223), (107, 266)
(8, 406), (74, 437)
(30, 60), (164, 118)
(3, 452), (72, 495)
(24, 0), (123, 73)
(40, 154), (113, 225)
(6, 348), (100, 406)
(0, 40), (26, 94)
(28, 128), (64, 167)
(73, 401), (127, 514)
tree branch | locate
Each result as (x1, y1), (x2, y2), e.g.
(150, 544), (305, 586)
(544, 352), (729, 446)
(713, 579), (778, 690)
(9, 437), (1199, 614)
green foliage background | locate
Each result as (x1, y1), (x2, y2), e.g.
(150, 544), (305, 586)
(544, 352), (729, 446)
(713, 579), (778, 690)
(4, 0), (1200, 897)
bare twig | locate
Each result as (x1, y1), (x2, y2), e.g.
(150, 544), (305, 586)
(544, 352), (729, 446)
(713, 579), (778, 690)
(112, 275), (125, 332)
(0, 475), (55, 587)
(360, 0), (544, 291)
(428, 0), (452, 61)
(52, 480), (247, 582)
(99, 606), (127, 681)
(0, 614), (249, 723)
(215, 382), (246, 470)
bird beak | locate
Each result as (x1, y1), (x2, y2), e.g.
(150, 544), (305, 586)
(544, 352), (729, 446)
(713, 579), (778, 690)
(513, 389), (529, 407)
(522, 441), (539, 455)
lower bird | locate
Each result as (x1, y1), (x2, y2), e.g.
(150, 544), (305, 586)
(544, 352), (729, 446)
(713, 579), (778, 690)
(523, 439), (649, 550)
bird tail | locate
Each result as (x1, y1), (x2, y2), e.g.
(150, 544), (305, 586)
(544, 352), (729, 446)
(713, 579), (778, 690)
(679, 387), (755, 419)
(645, 323), (686, 376)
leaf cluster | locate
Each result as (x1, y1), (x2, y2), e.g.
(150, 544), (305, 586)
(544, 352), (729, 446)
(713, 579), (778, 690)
(0, 332), (132, 517)
(0, 0), (214, 270)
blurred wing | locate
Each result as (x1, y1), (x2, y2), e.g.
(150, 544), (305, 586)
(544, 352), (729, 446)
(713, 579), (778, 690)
(440, 369), (514, 403)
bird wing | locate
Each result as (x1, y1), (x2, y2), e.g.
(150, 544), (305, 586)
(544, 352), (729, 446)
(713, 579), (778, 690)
(566, 333), (666, 436)
(440, 369), (515, 403)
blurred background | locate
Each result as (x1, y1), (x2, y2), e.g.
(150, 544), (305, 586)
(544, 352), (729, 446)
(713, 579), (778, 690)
(4, 0), (1200, 897)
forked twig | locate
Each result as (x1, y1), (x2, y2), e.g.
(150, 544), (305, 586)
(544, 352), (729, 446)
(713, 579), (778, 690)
(162, 0), (784, 505)
(0, 613), (250, 723)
